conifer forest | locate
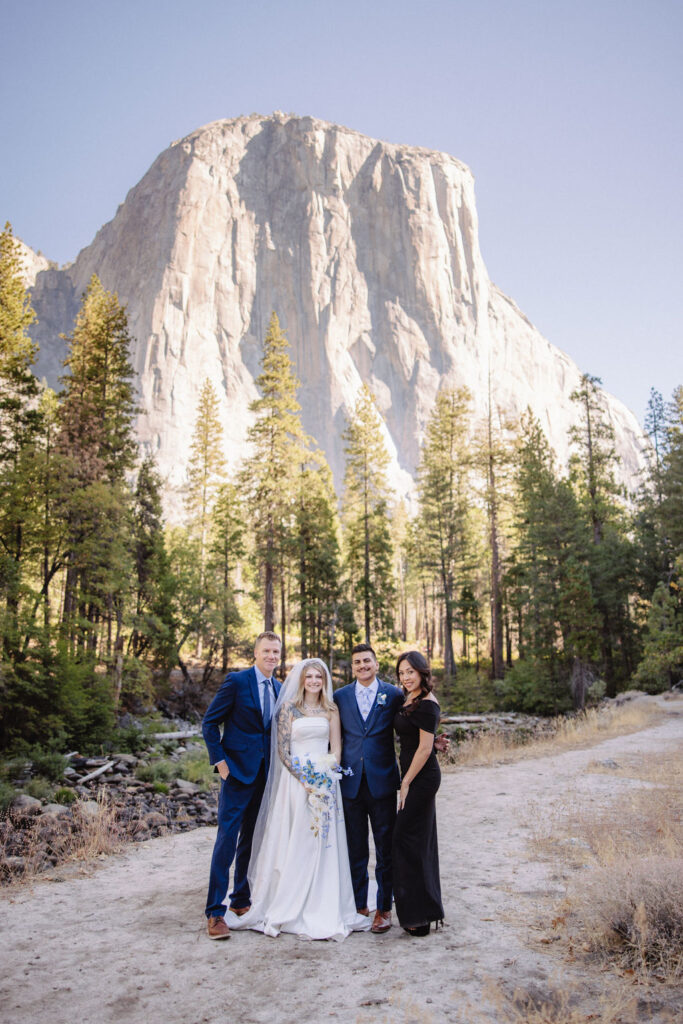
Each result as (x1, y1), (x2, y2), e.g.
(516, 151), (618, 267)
(1, 222), (682, 754)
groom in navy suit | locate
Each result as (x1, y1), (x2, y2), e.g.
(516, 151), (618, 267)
(334, 643), (404, 934)
(202, 631), (282, 939)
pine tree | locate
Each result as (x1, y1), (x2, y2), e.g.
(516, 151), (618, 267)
(57, 276), (138, 660)
(342, 385), (395, 643)
(185, 378), (226, 658)
(130, 456), (175, 674)
(59, 275), (137, 483)
(207, 483), (245, 673)
(241, 312), (307, 664)
(659, 386), (683, 561)
(294, 454), (341, 660)
(0, 223), (41, 648)
(415, 388), (472, 676)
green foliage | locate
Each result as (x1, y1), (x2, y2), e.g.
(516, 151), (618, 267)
(153, 781), (169, 794)
(342, 384), (396, 642)
(112, 724), (148, 754)
(241, 312), (308, 637)
(28, 747), (67, 782)
(496, 659), (573, 716)
(53, 787), (77, 805)
(135, 758), (177, 783)
(415, 388), (473, 675)
(438, 665), (499, 713)
(25, 776), (53, 800)
(634, 565), (683, 692)
(177, 747), (215, 790)
(0, 780), (17, 811)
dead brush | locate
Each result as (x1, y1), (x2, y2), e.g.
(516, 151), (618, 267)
(1, 790), (125, 885)
(459, 977), (638, 1024)
(537, 750), (683, 985)
(443, 701), (662, 769)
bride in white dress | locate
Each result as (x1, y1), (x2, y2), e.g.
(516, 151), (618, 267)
(227, 658), (370, 940)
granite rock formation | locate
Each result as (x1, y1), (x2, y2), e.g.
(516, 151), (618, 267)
(24, 113), (645, 511)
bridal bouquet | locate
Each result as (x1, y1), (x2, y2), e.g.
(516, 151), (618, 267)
(291, 755), (353, 844)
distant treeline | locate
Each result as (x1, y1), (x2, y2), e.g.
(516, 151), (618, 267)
(0, 222), (681, 753)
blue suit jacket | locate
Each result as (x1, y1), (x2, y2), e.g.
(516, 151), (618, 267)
(333, 679), (404, 800)
(202, 667), (281, 785)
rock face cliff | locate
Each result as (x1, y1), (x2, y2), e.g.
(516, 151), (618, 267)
(26, 113), (645, 509)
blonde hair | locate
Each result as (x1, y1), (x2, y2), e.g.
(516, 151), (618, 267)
(294, 659), (336, 714)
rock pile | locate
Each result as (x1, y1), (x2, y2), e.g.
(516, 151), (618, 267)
(1, 733), (219, 881)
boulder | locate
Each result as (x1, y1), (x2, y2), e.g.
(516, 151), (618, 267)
(11, 794), (42, 816)
(174, 778), (200, 795)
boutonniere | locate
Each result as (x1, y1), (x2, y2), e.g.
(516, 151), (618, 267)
(377, 693), (387, 706)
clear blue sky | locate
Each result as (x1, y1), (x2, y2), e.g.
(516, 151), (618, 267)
(2, 0), (681, 423)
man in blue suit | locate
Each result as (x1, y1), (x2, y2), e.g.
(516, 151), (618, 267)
(202, 631), (282, 939)
(333, 642), (404, 934)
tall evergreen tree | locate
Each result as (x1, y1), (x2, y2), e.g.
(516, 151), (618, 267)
(570, 374), (636, 694)
(207, 482), (245, 673)
(415, 388), (472, 676)
(0, 223), (41, 648)
(294, 454), (341, 660)
(241, 312), (307, 663)
(57, 276), (138, 661)
(185, 378), (226, 658)
(342, 385), (395, 642)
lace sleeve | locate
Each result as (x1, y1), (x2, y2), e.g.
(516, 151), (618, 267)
(276, 701), (302, 778)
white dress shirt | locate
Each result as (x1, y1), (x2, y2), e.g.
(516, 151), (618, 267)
(355, 678), (379, 720)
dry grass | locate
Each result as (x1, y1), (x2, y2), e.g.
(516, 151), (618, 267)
(478, 980), (640, 1024)
(443, 701), (663, 769)
(1, 790), (125, 886)
(531, 749), (683, 987)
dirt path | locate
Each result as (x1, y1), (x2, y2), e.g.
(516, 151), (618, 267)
(2, 700), (681, 1024)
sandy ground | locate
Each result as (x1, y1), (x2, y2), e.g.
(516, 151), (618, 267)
(1, 698), (681, 1024)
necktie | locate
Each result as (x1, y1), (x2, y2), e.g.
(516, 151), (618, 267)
(262, 679), (272, 728)
(360, 687), (373, 720)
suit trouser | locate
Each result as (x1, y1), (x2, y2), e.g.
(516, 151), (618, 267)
(342, 774), (396, 913)
(205, 763), (266, 918)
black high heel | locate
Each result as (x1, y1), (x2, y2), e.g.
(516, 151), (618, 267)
(404, 924), (430, 936)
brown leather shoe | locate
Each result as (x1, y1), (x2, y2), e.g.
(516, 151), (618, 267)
(229, 905), (251, 917)
(357, 907), (370, 917)
(207, 915), (231, 939)
(371, 909), (392, 933)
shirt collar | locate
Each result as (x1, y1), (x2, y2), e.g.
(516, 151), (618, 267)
(355, 677), (379, 696)
(254, 666), (273, 686)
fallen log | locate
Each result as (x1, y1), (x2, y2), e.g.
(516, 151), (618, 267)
(150, 730), (200, 741)
(79, 761), (115, 784)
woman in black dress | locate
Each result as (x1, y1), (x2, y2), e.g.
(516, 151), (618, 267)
(392, 650), (444, 936)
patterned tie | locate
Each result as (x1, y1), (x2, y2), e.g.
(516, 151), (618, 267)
(262, 678), (272, 728)
(359, 687), (373, 720)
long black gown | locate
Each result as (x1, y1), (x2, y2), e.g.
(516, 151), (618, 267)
(392, 699), (444, 929)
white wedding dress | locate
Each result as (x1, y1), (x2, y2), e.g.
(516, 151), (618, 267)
(227, 715), (370, 940)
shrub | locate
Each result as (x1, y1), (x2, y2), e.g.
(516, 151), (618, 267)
(0, 780), (17, 812)
(153, 781), (169, 794)
(177, 748), (215, 791)
(572, 857), (683, 978)
(29, 749), (67, 782)
(496, 659), (573, 715)
(53, 787), (77, 805)
(135, 759), (177, 784)
(112, 723), (147, 754)
(24, 777), (52, 800)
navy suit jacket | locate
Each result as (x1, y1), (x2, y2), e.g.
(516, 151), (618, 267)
(202, 667), (281, 785)
(333, 679), (404, 800)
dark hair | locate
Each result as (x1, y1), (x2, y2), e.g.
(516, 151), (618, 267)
(351, 643), (377, 659)
(396, 651), (433, 706)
